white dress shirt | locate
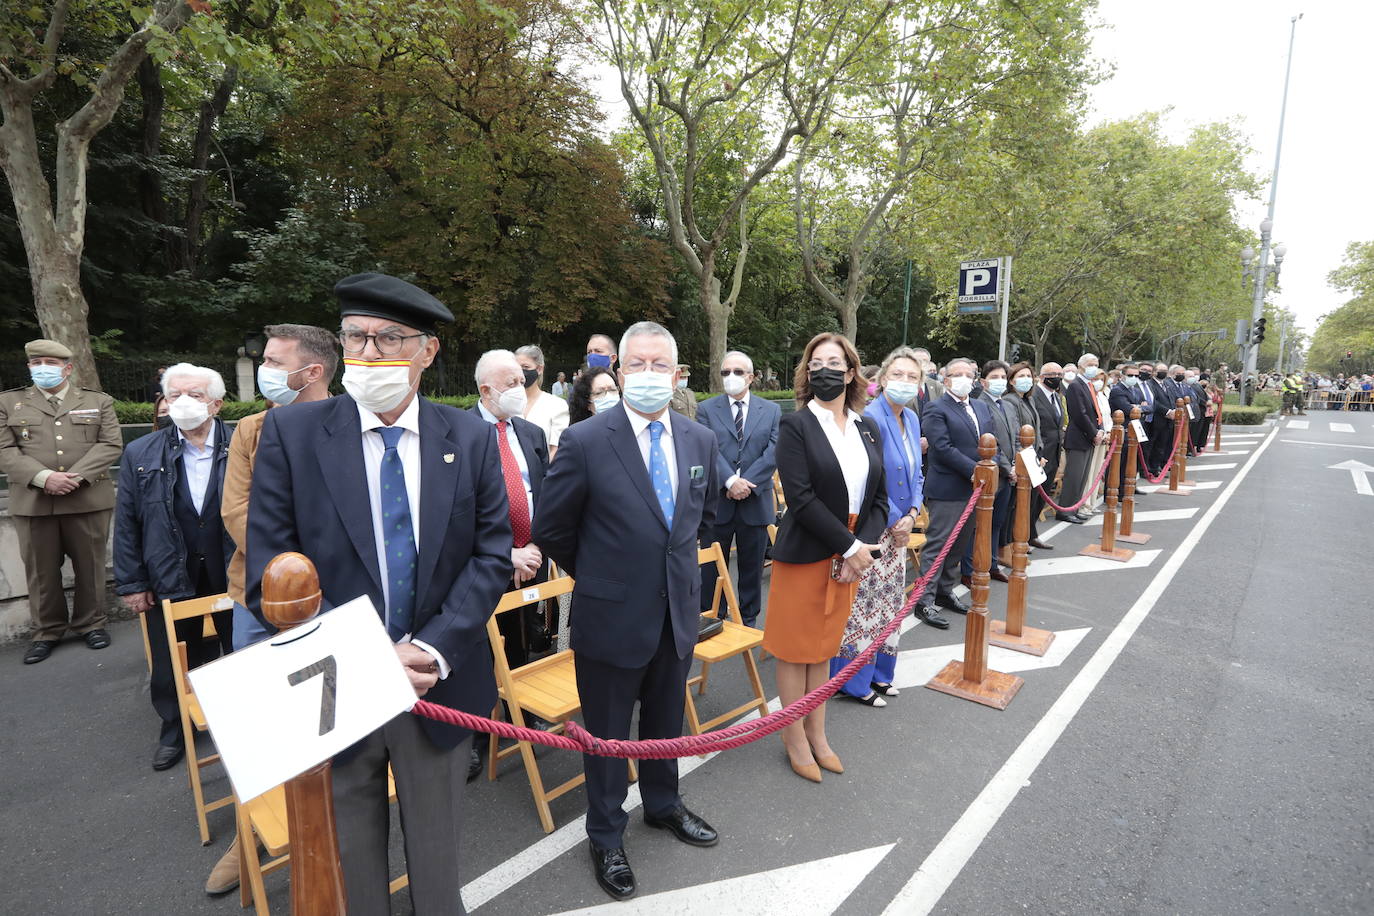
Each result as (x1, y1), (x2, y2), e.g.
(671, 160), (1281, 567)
(477, 401), (535, 522)
(724, 394), (749, 488)
(356, 397), (448, 677)
(523, 389), (570, 447)
(177, 422), (217, 514)
(807, 399), (868, 558)
(624, 403), (678, 496)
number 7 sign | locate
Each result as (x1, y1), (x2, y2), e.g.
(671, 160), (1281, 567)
(189, 596), (417, 801)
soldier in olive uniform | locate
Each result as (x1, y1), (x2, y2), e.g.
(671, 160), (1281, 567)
(0, 339), (123, 664)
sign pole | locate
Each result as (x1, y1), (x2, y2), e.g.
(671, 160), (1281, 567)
(997, 256), (1012, 362)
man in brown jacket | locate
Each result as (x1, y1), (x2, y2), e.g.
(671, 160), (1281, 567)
(204, 323), (336, 897)
(0, 339), (123, 664)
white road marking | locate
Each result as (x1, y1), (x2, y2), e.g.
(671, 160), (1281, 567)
(1138, 480), (1222, 493)
(1287, 420), (1310, 429)
(1085, 508), (1197, 526)
(1219, 433), (1264, 439)
(1281, 439), (1374, 450)
(1037, 521), (1070, 542)
(548, 844), (897, 916)
(879, 426), (1279, 916)
(1187, 462), (1237, 472)
(892, 628), (1091, 690)
(1328, 459), (1374, 496)
(1024, 550), (1160, 577)
(1331, 422), (1356, 433)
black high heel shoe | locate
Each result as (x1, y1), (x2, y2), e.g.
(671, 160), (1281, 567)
(871, 682), (899, 697)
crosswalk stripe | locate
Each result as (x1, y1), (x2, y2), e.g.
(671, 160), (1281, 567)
(1331, 422), (1355, 433)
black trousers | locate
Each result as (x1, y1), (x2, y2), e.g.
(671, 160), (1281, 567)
(574, 614), (694, 850)
(700, 516), (768, 627)
(148, 568), (232, 746)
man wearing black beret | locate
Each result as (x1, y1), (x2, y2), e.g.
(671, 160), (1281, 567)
(247, 273), (513, 914)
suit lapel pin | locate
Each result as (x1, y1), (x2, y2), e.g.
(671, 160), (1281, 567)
(689, 465), (704, 479)
(443, 453), (455, 463)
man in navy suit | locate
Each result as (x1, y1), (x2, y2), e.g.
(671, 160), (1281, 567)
(696, 350), (780, 629)
(247, 274), (512, 915)
(533, 321), (720, 901)
(913, 358), (995, 628)
(1143, 361), (1176, 473)
(1108, 362), (1148, 490)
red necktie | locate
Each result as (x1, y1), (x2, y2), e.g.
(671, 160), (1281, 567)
(495, 420), (531, 547)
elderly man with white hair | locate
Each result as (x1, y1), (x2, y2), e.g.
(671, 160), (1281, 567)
(1057, 352), (1106, 523)
(114, 363), (235, 770)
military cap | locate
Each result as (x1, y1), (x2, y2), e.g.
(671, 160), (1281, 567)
(24, 338), (73, 360)
(334, 273), (454, 333)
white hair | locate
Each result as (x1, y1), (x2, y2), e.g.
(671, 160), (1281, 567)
(474, 349), (521, 388)
(1080, 352), (1099, 366)
(162, 362), (226, 400)
(515, 344), (545, 367)
(618, 321), (678, 365)
(721, 350), (754, 374)
(944, 357), (976, 374)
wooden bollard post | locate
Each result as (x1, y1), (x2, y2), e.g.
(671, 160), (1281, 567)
(990, 425), (1055, 656)
(1117, 406), (1152, 544)
(1178, 396), (1197, 485)
(1079, 410), (1134, 562)
(927, 433), (1024, 709)
(1156, 398), (1193, 497)
(261, 552), (348, 916)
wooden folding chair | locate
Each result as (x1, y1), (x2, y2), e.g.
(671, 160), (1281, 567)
(161, 593), (235, 845)
(236, 769), (405, 914)
(486, 576), (636, 833)
(685, 544), (769, 734)
(905, 504), (930, 586)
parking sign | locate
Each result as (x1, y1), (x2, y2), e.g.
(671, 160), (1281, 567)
(958, 258), (1001, 314)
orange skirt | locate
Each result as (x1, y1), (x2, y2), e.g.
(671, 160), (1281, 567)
(762, 515), (860, 664)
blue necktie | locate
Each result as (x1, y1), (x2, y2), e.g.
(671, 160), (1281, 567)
(649, 420), (674, 528)
(375, 426), (416, 640)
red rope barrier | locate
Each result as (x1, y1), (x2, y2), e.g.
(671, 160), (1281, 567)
(412, 486), (986, 759)
(1136, 420), (1184, 485)
(1034, 438), (1119, 515)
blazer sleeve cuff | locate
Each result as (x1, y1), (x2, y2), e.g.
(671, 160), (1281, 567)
(841, 538), (862, 559)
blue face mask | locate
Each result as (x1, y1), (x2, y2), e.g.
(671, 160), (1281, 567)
(592, 392), (620, 413)
(257, 364), (312, 406)
(622, 370), (674, 414)
(29, 365), (66, 390)
(884, 380), (921, 405)
(1013, 377), (1033, 394)
(987, 378), (1008, 397)
(586, 353), (612, 369)
(1122, 375), (1140, 389)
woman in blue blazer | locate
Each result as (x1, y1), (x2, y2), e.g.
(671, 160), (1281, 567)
(830, 348), (925, 706)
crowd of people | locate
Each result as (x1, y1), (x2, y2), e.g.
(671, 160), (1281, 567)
(1, 277), (1247, 910)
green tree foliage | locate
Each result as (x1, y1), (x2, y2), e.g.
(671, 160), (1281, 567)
(1309, 241), (1374, 375)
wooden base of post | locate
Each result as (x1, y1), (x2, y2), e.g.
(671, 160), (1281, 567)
(989, 620), (1056, 656)
(1115, 530), (1153, 544)
(1154, 485), (1193, 496)
(1077, 543), (1135, 562)
(926, 660), (1024, 709)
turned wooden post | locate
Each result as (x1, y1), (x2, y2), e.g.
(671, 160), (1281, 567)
(1178, 396), (1197, 485)
(1080, 411), (1133, 562)
(1117, 407), (1152, 545)
(261, 552), (347, 916)
(926, 434), (1024, 708)
(1158, 398), (1193, 497)
(990, 426), (1055, 656)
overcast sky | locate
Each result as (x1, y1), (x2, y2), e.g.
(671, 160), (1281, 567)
(587, 2), (1367, 337)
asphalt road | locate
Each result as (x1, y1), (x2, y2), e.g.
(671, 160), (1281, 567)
(1, 415), (1370, 915)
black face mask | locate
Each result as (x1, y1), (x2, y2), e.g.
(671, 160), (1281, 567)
(809, 367), (848, 402)
(926, 370), (939, 380)
(1155, 370), (1168, 380)
(522, 368), (539, 388)
(1174, 373), (1186, 383)
(1043, 377), (1062, 390)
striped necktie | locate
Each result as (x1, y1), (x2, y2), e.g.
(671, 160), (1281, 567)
(733, 399), (745, 443)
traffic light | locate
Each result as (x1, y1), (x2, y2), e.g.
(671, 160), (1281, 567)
(1009, 343), (1022, 363)
(1251, 317), (1267, 345)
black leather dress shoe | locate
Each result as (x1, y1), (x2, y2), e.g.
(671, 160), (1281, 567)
(1055, 513), (1086, 524)
(23, 640), (57, 664)
(1028, 538), (1054, 550)
(467, 746), (483, 782)
(644, 804), (719, 847)
(590, 843), (636, 900)
(937, 592), (971, 614)
(915, 605), (950, 629)
(152, 743), (185, 771)
(84, 628), (111, 650)
(989, 568), (1009, 583)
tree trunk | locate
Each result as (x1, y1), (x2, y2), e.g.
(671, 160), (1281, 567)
(182, 67), (238, 272)
(701, 265), (728, 394)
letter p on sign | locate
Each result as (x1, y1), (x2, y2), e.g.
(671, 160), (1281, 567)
(963, 269), (990, 295)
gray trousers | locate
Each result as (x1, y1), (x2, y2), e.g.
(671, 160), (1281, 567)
(1060, 447), (1093, 516)
(331, 714), (472, 915)
(917, 497), (977, 606)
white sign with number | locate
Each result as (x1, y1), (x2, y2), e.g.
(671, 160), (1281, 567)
(188, 595), (417, 801)
(1131, 418), (1148, 443)
(1018, 447), (1046, 488)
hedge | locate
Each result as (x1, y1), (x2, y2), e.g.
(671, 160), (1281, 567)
(695, 388), (795, 401)
(115, 399), (267, 424)
(1224, 391), (1281, 412)
(1218, 405), (1268, 425)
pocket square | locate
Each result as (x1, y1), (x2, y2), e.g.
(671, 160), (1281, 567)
(689, 465), (704, 479)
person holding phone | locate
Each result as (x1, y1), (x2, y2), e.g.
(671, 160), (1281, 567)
(763, 332), (886, 783)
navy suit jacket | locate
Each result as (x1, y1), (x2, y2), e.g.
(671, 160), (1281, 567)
(1064, 377), (1103, 451)
(1108, 382), (1146, 424)
(921, 393), (996, 501)
(697, 393), (780, 527)
(246, 394), (513, 748)
(532, 404), (719, 669)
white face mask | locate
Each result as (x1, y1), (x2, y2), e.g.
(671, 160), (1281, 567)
(722, 373), (749, 397)
(948, 375), (974, 398)
(342, 357), (416, 414)
(592, 392), (620, 413)
(622, 370), (675, 414)
(168, 395), (210, 431)
(1082, 365), (1100, 379)
(1063, 370), (1078, 384)
(494, 383), (528, 419)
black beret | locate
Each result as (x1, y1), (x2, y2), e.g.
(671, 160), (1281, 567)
(334, 273), (454, 333)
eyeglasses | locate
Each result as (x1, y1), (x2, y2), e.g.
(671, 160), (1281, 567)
(720, 368), (750, 377)
(885, 369), (921, 382)
(338, 329), (427, 356)
(622, 360), (675, 374)
(807, 358), (848, 371)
